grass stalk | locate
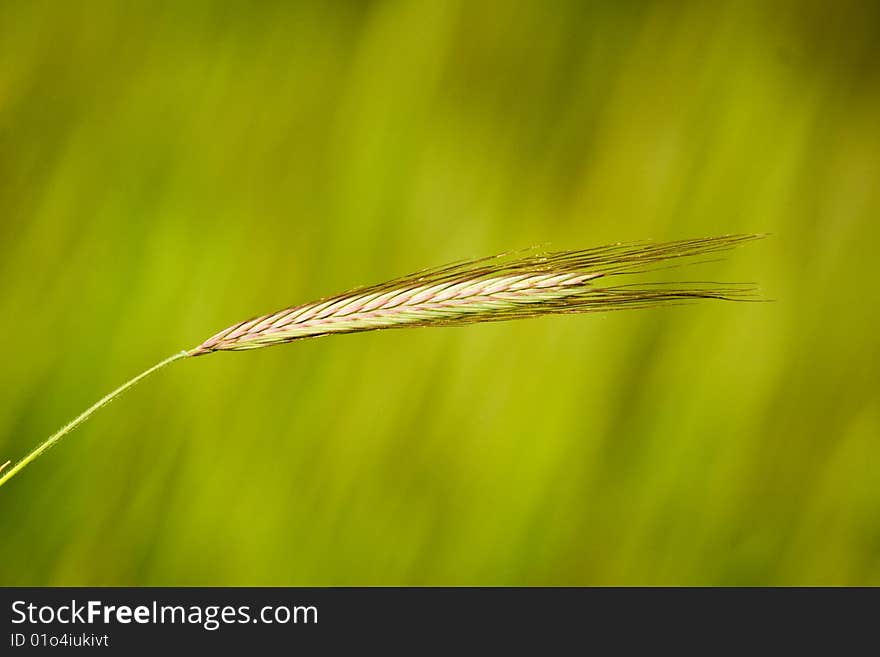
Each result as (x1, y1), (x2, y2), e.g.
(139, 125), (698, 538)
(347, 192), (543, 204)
(0, 351), (188, 489)
(0, 235), (764, 490)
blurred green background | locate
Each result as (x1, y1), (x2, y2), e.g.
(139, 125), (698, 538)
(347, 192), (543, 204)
(1, 0), (878, 585)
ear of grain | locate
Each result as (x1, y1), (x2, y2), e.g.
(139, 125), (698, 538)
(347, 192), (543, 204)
(0, 234), (764, 489)
(190, 234), (763, 355)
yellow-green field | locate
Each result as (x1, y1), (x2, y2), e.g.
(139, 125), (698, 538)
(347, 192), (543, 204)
(1, 0), (878, 585)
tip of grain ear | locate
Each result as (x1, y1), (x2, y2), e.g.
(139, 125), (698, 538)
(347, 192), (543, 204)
(0, 460), (10, 474)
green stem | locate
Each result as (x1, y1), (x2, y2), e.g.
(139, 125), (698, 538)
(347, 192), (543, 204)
(0, 351), (189, 490)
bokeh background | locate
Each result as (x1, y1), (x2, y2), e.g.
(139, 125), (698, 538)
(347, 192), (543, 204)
(1, 0), (878, 585)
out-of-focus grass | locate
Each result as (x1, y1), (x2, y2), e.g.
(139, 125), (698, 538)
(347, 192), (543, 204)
(1, 0), (878, 585)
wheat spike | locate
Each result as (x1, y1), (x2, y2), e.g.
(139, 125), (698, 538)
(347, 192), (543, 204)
(0, 234), (764, 489)
(190, 234), (761, 354)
